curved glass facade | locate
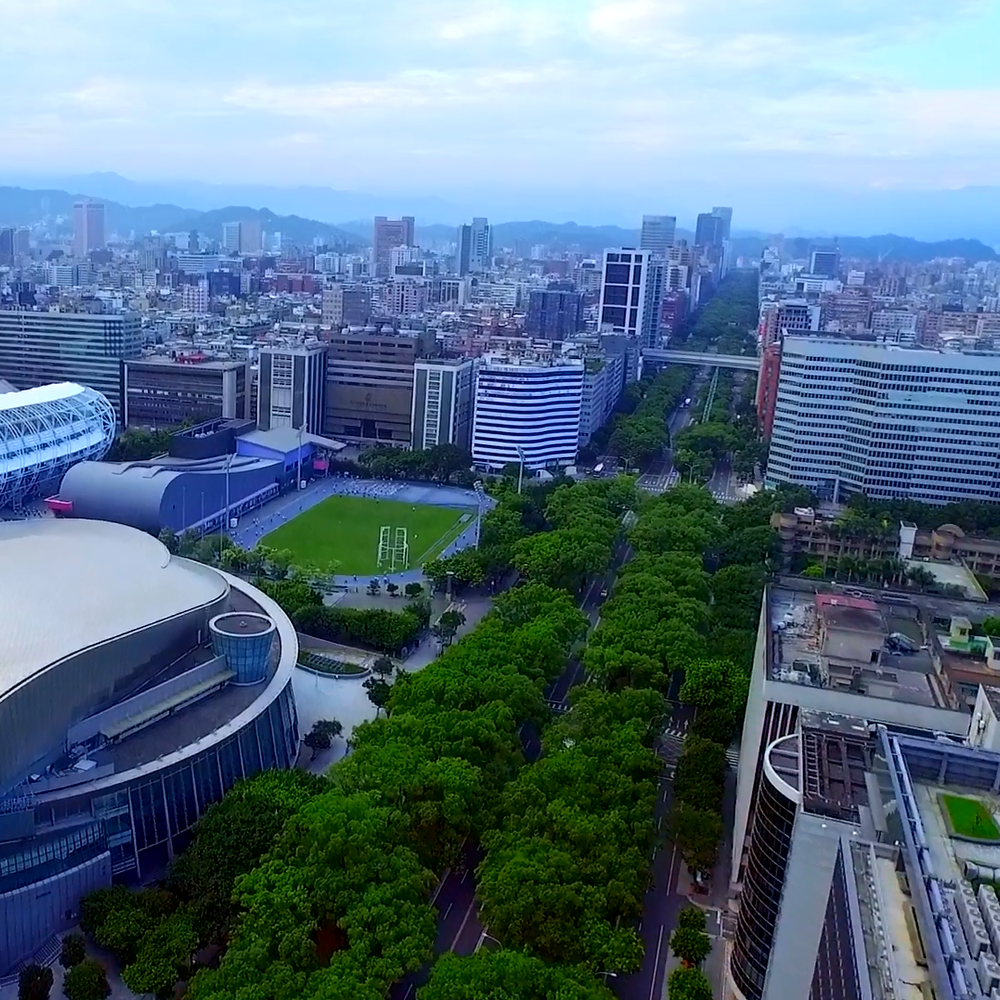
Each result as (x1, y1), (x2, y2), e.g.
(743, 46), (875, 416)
(210, 613), (276, 686)
(732, 746), (799, 1000)
(0, 383), (115, 509)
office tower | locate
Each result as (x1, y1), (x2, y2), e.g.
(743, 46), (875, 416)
(221, 222), (242, 254)
(472, 357), (584, 472)
(0, 311), (140, 421)
(411, 357), (476, 452)
(239, 219), (261, 255)
(0, 228), (13, 266)
(373, 216), (415, 277)
(641, 259), (665, 348)
(324, 329), (430, 446)
(175, 252), (221, 276)
(124, 357), (250, 429)
(524, 289), (585, 340)
(809, 248), (840, 278)
(457, 217), (492, 276)
(765, 337), (1000, 504)
(73, 200), (105, 257)
(579, 352), (626, 446)
(639, 215), (676, 258)
(711, 206), (733, 241)
(694, 212), (724, 248)
(598, 249), (648, 342)
(256, 344), (326, 434)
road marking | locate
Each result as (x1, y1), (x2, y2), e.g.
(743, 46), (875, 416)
(430, 869), (451, 904)
(648, 926), (665, 1000)
(442, 902), (453, 921)
(451, 899), (477, 952)
(404, 987), (414, 1000)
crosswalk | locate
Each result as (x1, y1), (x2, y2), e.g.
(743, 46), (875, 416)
(660, 727), (740, 769)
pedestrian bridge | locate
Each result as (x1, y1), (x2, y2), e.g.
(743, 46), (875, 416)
(643, 349), (759, 371)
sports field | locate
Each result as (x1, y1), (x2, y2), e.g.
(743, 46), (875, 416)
(260, 495), (471, 576)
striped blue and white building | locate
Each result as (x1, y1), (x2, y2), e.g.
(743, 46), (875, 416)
(472, 357), (585, 472)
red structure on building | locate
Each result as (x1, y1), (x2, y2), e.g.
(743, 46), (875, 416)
(756, 342), (782, 438)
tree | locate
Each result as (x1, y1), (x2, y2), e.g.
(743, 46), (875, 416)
(680, 658), (749, 723)
(62, 961), (110, 1000)
(122, 913), (197, 1000)
(667, 966), (713, 1000)
(386, 582), (399, 597)
(802, 563), (825, 579)
(669, 803), (723, 875)
(60, 933), (86, 969)
(432, 609), (466, 647)
(303, 718), (343, 759)
(677, 906), (707, 932)
(364, 676), (392, 717)
(669, 925), (711, 967)
(372, 656), (396, 680)
(18, 965), (52, 1000)
(404, 582), (424, 599)
(157, 528), (179, 554)
(367, 578), (381, 596)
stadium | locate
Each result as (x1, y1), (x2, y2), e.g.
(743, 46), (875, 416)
(0, 382), (116, 510)
(0, 519), (300, 974)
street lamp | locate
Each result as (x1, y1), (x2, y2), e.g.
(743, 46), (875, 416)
(516, 445), (526, 494)
(473, 480), (486, 550)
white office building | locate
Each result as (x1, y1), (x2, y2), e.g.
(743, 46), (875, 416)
(598, 249), (648, 342)
(472, 358), (584, 472)
(765, 337), (1000, 504)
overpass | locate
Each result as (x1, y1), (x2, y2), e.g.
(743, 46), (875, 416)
(643, 349), (759, 371)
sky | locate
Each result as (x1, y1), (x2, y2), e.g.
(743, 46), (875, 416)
(2, 0), (1000, 231)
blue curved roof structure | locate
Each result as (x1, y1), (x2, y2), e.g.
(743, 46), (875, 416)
(0, 383), (116, 509)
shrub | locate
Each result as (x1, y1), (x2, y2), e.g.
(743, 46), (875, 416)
(59, 933), (86, 969)
(18, 964), (52, 1000)
(62, 961), (110, 1000)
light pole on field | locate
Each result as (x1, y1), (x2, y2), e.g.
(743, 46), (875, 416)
(516, 445), (526, 494)
(473, 480), (486, 550)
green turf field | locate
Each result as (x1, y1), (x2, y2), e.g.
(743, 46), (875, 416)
(940, 793), (1000, 840)
(260, 495), (470, 576)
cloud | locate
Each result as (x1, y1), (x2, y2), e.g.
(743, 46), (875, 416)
(0, 0), (997, 206)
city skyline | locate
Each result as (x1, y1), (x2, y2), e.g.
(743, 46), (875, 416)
(2, 1), (999, 235)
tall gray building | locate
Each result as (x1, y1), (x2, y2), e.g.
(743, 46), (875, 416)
(124, 357), (251, 429)
(410, 358), (475, 452)
(457, 217), (492, 276)
(711, 206), (733, 241)
(256, 344), (327, 434)
(639, 215), (676, 258)
(0, 310), (141, 422)
(765, 337), (1000, 504)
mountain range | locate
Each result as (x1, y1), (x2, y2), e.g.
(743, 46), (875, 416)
(0, 181), (996, 263)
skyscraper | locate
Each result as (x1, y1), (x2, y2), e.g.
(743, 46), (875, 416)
(598, 248), (648, 343)
(457, 217), (492, 276)
(221, 222), (242, 254)
(73, 200), (105, 257)
(695, 212), (724, 249)
(0, 228), (13, 266)
(257, 344), (327, 434)
(525, 289), (585, 340)
(373, 216), (415, 277)
(711, 206), (733, 241)
(809, 248), (840, 278)
(239, 219), (261, 255)
(639, 215), (676, 258)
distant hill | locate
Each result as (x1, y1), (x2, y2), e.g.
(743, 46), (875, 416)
(0, 187), (361, 249)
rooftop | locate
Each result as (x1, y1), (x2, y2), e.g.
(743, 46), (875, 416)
(0, 382), (90, 412)
(0, 519), (228, 698)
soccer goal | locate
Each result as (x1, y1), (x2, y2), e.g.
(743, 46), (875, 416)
(377, 526), (410, 571)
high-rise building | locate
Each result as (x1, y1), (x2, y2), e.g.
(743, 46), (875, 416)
(711, 206), (733, 241)
(765, 337), (1000, 504)
(324, 330), (429, 446)
(639, 215), (676, 258)
(472, 357), (584, 472)
(239, 220), (261, 255)
(124, 357), (251, 429)
(694, 212), (724, 249)
(321, 284), (371, 327)
(0, 310), (140, 421)
(373, 216), (415, 277)
(73, 200), (105, 257)
(221, 222), (242, 254)
(598, 249), (648, 342)
(256, 344), (327, 434)
(524, 289), (585, 341)
(0, 228), (14, 266)
(810, 248), (840, 278)
(457, 217), (492, 276)
(410, 357), (476, 452)
(642, 259), (665, 348)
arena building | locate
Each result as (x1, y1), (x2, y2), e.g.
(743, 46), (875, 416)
(0, 519), (300, 974)
(0, 382), (116, 510)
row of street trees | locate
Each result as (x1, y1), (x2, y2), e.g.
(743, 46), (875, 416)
(357, 442), (477, 486)
(671, 270), (759, 355)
